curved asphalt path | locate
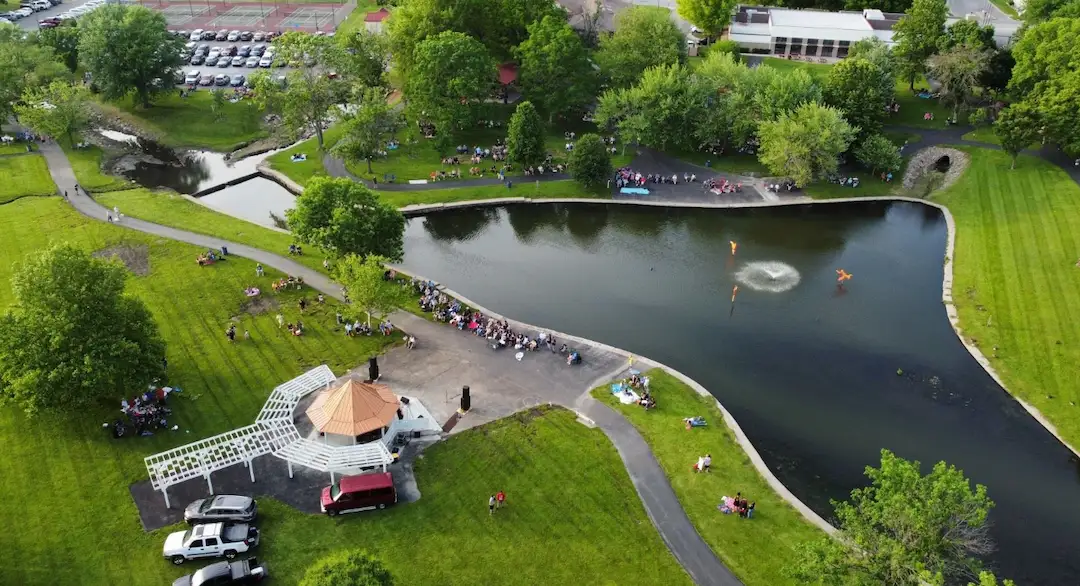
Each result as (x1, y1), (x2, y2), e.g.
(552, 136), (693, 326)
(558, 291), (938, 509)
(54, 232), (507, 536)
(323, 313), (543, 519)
(38, 141), (741, 586)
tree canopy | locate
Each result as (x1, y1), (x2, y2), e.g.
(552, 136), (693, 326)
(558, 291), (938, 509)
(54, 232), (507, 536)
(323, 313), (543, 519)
(0, 245), (166, 416)
(786, 449), (995, 586)
(37, 23), (80, 73)
(758, 103), (855, 187)
(824, 56), (891, 137)
(506, 100), (546, 167)
(568, 133), (612, 188)
(13, 79), (92, 145)
(334, 255), (400, 327)
(514, 15), (596, 121)
(332, 87), (404, 175)
(595, 64), (700, 152)
(78, 4), (184, 107)
(249, 32), (350, 149)
(0, 27), (69, 122)
(286, 177), (406, 261)
(405, 31), (496, 151)
(941, 19), (996, 52)
(854, 133), (902, 175)
(299, 549), (394, 586)
(676, 0), (740, 38)
(994, 102), (1040, 169)
(891, 0), (948, 90)
(927, 44), (990, 119)
(1008, 17), (1080, 155)
(595, 6), (686, 88)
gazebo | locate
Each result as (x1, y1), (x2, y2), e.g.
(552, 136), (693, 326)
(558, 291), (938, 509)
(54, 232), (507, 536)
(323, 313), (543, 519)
(306, 378), (400, 445)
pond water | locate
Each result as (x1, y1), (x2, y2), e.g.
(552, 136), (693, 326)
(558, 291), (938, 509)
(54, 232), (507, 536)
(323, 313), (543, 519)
(397, 202), (1080, 585)
(198, 177), (296, 229)
(100, 129), (285, 195)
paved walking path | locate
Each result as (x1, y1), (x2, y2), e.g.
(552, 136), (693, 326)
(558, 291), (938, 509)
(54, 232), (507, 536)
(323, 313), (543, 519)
(38, 141), (740, 586)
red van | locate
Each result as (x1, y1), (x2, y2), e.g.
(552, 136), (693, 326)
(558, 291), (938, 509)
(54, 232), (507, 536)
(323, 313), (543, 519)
(320, 472), (397, 516)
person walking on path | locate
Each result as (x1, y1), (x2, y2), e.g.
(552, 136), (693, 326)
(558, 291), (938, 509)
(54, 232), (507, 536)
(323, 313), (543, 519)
(489, 495), (496, 515)
(496, 490), (506, 509)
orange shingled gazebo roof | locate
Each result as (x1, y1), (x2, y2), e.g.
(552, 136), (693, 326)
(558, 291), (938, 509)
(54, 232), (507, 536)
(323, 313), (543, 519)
(305, 378), (399, 436)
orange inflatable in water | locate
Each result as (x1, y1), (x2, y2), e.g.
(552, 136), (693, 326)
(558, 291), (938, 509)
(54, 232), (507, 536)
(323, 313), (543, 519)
(836, 269), (853, 283)
(730, 241), (737, 256)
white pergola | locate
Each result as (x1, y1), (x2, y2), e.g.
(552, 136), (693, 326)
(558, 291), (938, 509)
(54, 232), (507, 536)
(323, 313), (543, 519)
(144, 365), (393, 508)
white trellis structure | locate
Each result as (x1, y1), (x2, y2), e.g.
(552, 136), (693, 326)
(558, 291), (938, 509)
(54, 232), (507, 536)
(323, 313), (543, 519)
(144, 365), (394, 508)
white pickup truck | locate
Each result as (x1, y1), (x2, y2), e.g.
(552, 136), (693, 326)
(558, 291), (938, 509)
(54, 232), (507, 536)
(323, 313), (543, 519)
(163, 522), (260, 565)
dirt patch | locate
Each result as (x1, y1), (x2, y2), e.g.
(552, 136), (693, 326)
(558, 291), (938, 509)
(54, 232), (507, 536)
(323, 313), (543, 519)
(901, 147), (970, 196)
(238, 296), (278, 317)
(93, 244), (150, 276)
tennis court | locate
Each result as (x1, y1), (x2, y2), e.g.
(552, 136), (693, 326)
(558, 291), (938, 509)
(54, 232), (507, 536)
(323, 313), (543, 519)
(278, 6), (337, 29)
(160, 4), (211, 26)
(208, 5), (277, 27)
(151, 1), (351, 32)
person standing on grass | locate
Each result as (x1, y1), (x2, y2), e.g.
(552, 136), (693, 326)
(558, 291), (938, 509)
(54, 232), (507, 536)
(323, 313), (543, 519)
(323, 258), (330, 270)
(489, 495), (496, 515)
(276, 313), (285, 328)
(345, 322), (353, 337)
(243, 329), (250, 341)
(298, 298), (306, 313)
(256, 264), (264, 276)
(496, 490), (505, 509)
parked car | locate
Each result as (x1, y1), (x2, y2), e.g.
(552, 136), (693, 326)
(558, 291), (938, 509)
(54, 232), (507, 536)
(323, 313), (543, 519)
(258, 57), (272, 68)
(171, 557), (267, 586)
(204, 55), (219, 67)
(175, 29), (189, 38)
(196, 43), (209, 54)
(189, 54), (204, 66)
(231, 56), (245, 67)
(222, 45), (237, 57)
(173, 69), (185, 84)
(184, 70), (200, 85)
(214, 73), (229, 86)
(190, 29), (204, 41)
(198, 73), (214, 86)
(215, 29), (228, 41)
(30, 1), (52, 12)
(251, 44), (265, 57)
(230, 74), (245, 87)
(38, 16), (60, 27)
(185, 495), (257, 525)
(244, 56), (259, 68)
(239, 30), (253, 41)
(237, 45), (250, 57)
(227, 29), (240, 42)
(320, 472), (397, 517)
(163, 522), (260, 565)
(252, 31), (265, 42)
(217, 58), (232, 69)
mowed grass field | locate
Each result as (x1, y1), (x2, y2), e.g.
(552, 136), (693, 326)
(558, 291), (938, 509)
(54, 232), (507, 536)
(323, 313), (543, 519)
(103, 91), (268, 151)
(0, 197), (691, 585)
(935, 148), (1080, 449)
(593, 370), (824, 586)
(0, 154), (56, 202)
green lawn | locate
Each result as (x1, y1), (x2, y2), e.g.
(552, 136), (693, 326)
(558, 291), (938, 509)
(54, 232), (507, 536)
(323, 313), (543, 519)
(987, 0), (1020, 18)
(63, 144), (137, 192)
(963, 126), (999, 145)
(592, 370), (824, 586)
(264, 125), (345, 187)
(934, 148), (1080, 450)
(0, 142), (35, 155)
(336, 1), (383, 37)
(106, 92), (268, 151)
(94, 188), (327, 274)
(0, 197), (690, 584)
(0, 154), (56, 202)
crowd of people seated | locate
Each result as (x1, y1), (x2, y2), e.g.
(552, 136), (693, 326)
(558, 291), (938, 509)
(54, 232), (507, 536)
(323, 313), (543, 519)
(271, 276), (304, 292)
(408, 277), (581, 365)
(704, 177), (742, 193)
(111, 385), (178, 438)
(196, 250), (222, 266)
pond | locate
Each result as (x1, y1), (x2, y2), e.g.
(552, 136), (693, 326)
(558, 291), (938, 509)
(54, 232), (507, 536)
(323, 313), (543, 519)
(397, 201), (1080, 585)
(197, 177), (295, 229)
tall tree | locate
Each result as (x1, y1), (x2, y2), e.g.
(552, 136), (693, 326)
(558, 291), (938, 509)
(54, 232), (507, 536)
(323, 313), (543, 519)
(405, 31), (496, 152)
(980, 48), (1015, 95)
(13, 80), (92, 145)
(250, 32), (349, 150)
(506, 100), (546, 167)
(332, 87), (404, 174)
(941, 19), (996, 52)
(757, 102), (855, 187)
(331, 28), (389, 89)
(1021, 0), (1080, 22)
(927, 44), (990, 120)
(387, 0), (562, 76)
(891, 0), (948, 91)
(755, 67), (822, 122)
(568, 133), (612, 188)
(0, 245), (166, 416)
(824, 57), (890, 137)
(786, 449), (994, 586)
(0, 27), (69, 122)
(595, 64), (700, 152)
(595, 6), (686, 88)
(691, 50), (756, 151)
(676, 0), (739, 39)
(848, 37), (897, 100)
(78, 4), (183, 107)
(1008, 17), (1080, 155)
(37, 22), (80, 73)
(854, 133), (902, 175)
(514, 15), (596, 122)
(286, 177), (406, 261)
(334, 256), (400, 327)
(994, 103), (1040, 169)
(299, 550), (394, 586)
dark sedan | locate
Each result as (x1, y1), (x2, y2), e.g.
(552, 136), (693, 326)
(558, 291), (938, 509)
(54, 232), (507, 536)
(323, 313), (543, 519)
(230, 75), (246, 87)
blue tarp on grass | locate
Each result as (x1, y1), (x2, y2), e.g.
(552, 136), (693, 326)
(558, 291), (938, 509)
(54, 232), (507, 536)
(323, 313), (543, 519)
(620, 187), (651, 195)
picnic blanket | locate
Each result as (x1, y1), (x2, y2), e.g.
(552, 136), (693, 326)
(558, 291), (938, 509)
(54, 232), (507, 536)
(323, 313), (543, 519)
(620, 187), (650, 196)
(611, 383), (640, 405)
(718, 496), (736, 514)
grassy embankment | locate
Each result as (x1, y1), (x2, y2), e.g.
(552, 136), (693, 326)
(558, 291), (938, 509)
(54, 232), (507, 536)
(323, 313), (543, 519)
(934, 148), (1080, 449)
(0, 154), (56, 203)
(592, 369), (825, 586)
(0, 195), (689, 585)
(100, 91), (268, 151)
